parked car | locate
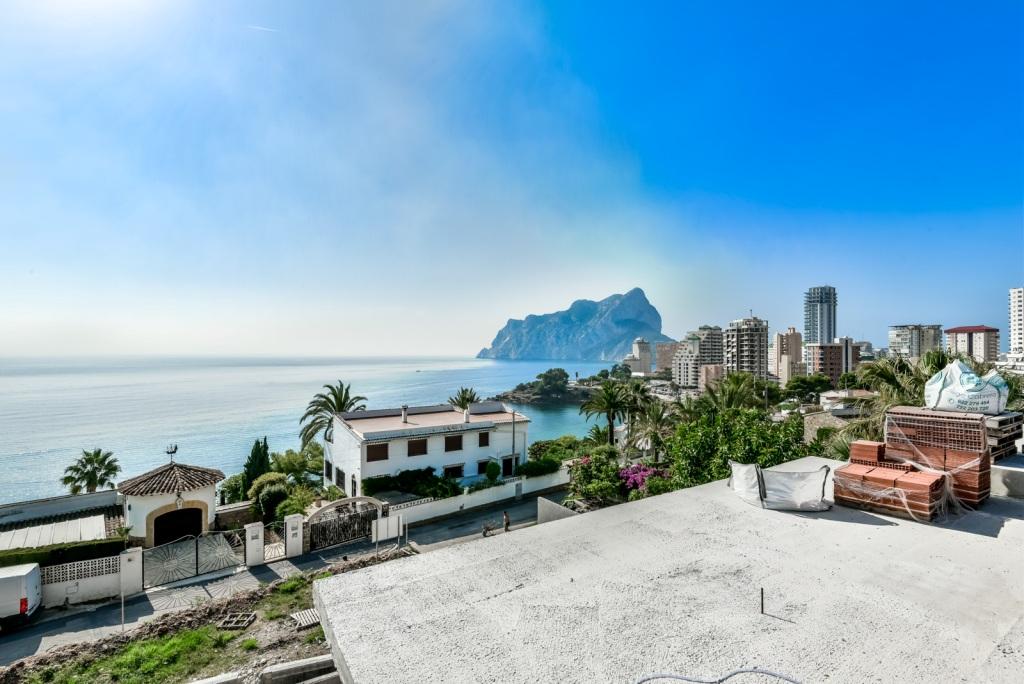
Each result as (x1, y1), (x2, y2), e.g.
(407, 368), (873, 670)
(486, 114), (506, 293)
(0, 563), (42, 632)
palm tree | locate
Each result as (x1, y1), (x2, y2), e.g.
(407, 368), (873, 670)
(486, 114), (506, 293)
(696, 372), (760, 413)
(61, 449), (121, 495)
(630, 401), (677, 461)
(300, 381), (367, 447)
(583, 424), (610, 445)
(580, 381), (627, 446)
(448, 387), (481, 410)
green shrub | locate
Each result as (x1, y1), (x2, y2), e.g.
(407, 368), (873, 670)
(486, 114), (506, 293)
(362, 467), (461, 499)
(239, 638), (258, 651)
(247, 472), (287, 503)
(516, 457), (561, 478)
(567, 450), (623, 504)
(258, 484), (289, 522)
(323, 485), (346, 501)
(528, 435), (581, 461)
(218, 473), (247, 505)
(485, 460), (501, 482)
(274, 486), (315, 520)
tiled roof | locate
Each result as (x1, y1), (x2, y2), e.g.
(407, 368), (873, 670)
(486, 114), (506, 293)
(944, 325), (998, 333)
(119, 462), (224, 496)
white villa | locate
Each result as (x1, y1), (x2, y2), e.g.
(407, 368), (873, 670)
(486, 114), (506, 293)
(324, 402), (530, 497)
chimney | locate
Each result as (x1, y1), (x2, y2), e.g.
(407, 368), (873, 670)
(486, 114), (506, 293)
(464, 408), (470, 423)
(401, 405), (408, 423)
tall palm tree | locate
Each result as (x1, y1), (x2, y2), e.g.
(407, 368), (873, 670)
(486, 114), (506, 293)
(448, 387), (481, 410)
(61, 449), (121, 494)
(300, 381), (367, 447)
(580, 381), (627, 446)
(631, 401), (677, 461)
(697, 372), (759, 413)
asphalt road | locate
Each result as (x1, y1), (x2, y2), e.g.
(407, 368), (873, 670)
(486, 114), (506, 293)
(0, 489), (566, 666)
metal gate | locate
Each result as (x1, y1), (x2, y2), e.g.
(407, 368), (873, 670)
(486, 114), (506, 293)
(264, 521), (286, 561)
(143, 535), (197, 588)
(309, 501), (379, 551)
(142, 529), (245, 589)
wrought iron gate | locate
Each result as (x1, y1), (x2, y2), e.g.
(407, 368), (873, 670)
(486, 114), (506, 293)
(264, 521), (286, 561)
(142, 529), (245, 589)
(308, 501), (378, 551)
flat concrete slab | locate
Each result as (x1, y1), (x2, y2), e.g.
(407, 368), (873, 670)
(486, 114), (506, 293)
(314, 457), (1024, 683)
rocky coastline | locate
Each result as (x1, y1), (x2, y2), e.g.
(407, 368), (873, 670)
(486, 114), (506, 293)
(490, 384), (596, 405)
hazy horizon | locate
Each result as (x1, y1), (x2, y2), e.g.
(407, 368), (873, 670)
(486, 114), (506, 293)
(1, 1), (1021, 356)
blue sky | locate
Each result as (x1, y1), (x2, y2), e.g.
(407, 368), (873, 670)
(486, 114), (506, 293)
(0, 1), (1021, 355)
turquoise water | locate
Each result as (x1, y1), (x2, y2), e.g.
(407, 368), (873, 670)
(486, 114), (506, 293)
(0, 357), (608, 504)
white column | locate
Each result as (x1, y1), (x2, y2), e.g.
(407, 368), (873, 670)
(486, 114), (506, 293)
(119, 547), (143, 596)
(284, 514), (304, 558)
(244, 522), (265, 566)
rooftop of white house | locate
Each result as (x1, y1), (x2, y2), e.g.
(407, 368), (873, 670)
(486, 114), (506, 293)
(336, 401), (529, 442)
(314, 456), (1024, 683)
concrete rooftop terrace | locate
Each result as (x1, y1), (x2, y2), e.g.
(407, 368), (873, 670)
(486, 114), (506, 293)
(338, 402), (528, 440)
(314, 457), (1024, 684)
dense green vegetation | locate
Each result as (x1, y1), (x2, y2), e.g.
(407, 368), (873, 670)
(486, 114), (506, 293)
(511, 367), (573, 400)
(0, 538), (127, 568)
(361, 467), (462, 499)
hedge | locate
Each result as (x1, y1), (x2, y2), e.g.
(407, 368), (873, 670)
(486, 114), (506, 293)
(0, 537), (127, 568)
(516, 457), (561, 478)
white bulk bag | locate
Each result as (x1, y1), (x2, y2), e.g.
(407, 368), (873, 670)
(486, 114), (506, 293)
(923, 361), (1009, 415)
(728, 460), (831, 511)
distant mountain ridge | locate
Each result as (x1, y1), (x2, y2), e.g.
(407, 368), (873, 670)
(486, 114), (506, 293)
(477, 288), (674, 362)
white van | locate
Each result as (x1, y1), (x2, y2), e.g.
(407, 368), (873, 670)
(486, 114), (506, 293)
(0, 563), (42, 630)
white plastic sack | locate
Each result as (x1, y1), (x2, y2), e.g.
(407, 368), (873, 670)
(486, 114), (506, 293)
(728, 460), (832, 511)
(727, 461), (763, 507)
(761, 467), (831, 511)
(923, 361), (1009, 415)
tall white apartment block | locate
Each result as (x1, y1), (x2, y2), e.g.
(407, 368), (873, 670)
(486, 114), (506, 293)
(804, 286), (837, 362)
(1011, 287), (1024, 356)
(725, 316), (769, 379)
(888, 324), (942, 359)
(692, 325), (724, 365)
(671, 334), (701, 388)
(945, 326), (1000, 363)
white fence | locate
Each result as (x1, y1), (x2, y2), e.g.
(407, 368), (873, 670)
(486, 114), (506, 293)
(394, 468), (569, 526)
(41, 555), (122, 608)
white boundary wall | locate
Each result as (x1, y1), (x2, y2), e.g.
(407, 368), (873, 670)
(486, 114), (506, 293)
(390, 468), (568, 526)
(40, 555), (121, 608)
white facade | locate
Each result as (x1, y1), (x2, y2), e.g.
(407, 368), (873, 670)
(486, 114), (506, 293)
(945, 327), (1000, 363)
(724, 316), (769, 379)
(692, 325), (724, 365)
(888, 324), (942, 358)
(624, 338), (652, 374)
(671, 335), (701, 388)
(1010, 288), (1023, 356)
(124, 485), (217, 538)
(325, 403), (530, 498)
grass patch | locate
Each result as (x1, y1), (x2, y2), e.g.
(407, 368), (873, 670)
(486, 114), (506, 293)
(239, 637), (259, 651)
(256, 574), (313, 620)
(304, 626), (325, 644)
(25, 625), (237, 684)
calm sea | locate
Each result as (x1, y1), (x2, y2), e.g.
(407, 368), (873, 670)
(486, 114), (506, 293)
(0, 357), (608, 505)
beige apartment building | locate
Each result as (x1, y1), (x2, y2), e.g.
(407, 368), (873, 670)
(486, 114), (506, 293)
(945, 325), (999, 363)
(771, 326), (805, 386)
